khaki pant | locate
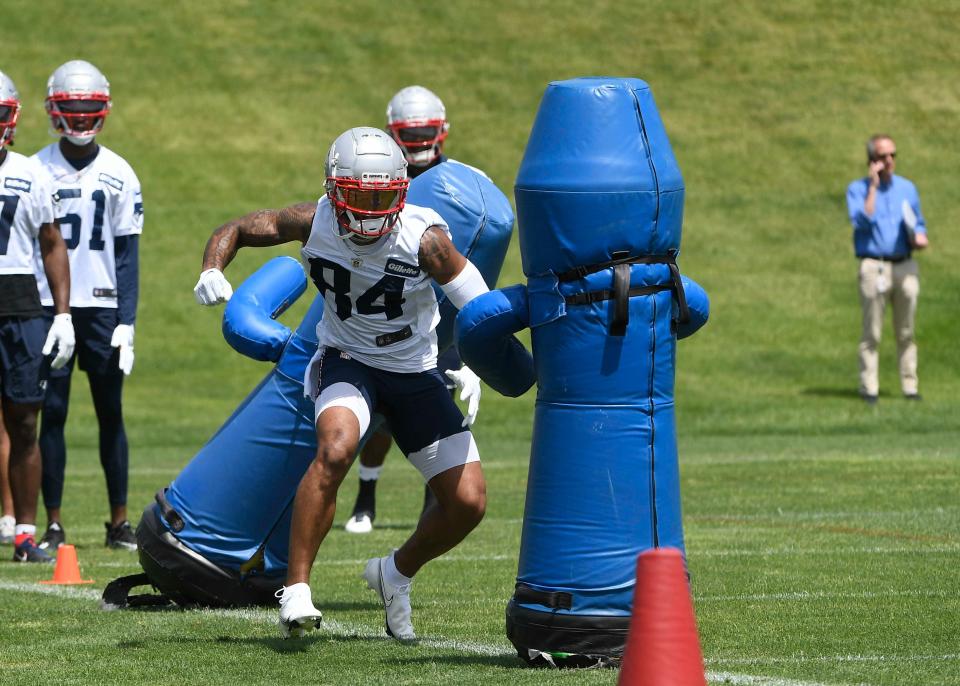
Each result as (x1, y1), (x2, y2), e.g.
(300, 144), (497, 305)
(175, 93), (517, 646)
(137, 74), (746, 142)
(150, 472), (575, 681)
(858, 257), (919, 396)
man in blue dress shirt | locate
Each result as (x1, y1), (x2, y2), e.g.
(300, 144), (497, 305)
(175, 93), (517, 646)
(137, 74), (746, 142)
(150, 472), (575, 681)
(846, 135), (928, 404)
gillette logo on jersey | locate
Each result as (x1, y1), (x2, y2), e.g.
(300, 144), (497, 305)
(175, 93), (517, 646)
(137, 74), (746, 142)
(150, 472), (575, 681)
(384, 259), (420, 278)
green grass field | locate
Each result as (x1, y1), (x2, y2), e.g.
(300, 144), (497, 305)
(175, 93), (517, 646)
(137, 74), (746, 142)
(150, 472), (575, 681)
(2, 2), (959, 684)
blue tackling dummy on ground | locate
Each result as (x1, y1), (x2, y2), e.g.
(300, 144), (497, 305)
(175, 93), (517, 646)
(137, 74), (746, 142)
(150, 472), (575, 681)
(128, 162), (513, 607)
(455, 77), (709, 664)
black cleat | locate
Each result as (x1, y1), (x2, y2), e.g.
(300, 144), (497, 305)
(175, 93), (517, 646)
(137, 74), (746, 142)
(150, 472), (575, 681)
(13, 536), (55, 563)
(105, 521), (138, 551)
(38, 522), (66, 551)
(904, 393), (922, 401)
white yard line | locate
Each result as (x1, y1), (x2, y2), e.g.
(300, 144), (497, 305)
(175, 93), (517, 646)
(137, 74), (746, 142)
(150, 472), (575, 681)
(0, 580), (102, 600)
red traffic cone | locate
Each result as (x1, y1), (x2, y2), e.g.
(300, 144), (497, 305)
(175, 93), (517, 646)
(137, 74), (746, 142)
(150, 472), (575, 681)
(40, 544), (94, 585)
(618, 547), (706, 685)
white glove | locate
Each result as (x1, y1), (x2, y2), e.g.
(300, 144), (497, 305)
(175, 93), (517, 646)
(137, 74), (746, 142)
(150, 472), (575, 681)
(110, 324), (135, 376)
(445, 365), (482, 427)
(193, 268), (233, 305)
(42, 313), (75, 370)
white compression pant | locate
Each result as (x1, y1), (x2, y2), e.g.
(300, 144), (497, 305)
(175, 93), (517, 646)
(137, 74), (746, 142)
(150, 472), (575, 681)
(315, 382), (371, 437)
(407, 430), (480, 483)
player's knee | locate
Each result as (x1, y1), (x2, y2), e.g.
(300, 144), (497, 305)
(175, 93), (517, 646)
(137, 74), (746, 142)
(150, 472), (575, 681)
(452, 480), (486, 529)
(311, 437), (355, 484)
(6, 410), (38, 449)
(42, 395), (68, 427)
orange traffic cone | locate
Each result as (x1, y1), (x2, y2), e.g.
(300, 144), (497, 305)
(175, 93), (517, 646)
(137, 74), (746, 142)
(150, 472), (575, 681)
(618, 547), (706, 686)
(40, 544), (94, 585)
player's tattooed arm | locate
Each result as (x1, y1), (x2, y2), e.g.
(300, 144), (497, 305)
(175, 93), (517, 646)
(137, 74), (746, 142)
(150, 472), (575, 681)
(419, 225), (467, 285)
(201, 202), (316, 271)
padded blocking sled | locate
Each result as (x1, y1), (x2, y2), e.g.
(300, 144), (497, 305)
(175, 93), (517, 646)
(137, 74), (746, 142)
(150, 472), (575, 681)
(455, 77), (709, 665)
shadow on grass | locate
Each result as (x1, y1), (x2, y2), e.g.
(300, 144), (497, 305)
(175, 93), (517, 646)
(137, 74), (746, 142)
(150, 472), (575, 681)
(108, 600), (374, 613)
(393, 653), (522, 669)
(215, 632), (400, 652)
(216, 634), (333, 653)
(117, 632), (381, 654)
(332, 522), (415, 532)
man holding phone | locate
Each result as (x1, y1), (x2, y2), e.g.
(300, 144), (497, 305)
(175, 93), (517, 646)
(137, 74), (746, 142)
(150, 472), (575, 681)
(845, 134), (928, 404)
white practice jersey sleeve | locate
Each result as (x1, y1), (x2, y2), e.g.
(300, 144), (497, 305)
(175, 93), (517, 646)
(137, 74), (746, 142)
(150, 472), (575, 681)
(301, 197), (451, 373)
(32, 143), (143, 308)
(0, 151), (55, 275)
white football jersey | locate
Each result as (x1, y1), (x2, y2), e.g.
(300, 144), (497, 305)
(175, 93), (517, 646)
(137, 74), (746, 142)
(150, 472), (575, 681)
(0, 151), (54, 274)
(301, 197), (450, 374)
(32, 144), (143, 308)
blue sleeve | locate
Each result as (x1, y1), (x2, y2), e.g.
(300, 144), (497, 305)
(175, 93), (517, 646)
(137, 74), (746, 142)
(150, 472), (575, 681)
(846, 179), (875, 231)
(910, 184), (927, 235)
(114, 234), (139, 325)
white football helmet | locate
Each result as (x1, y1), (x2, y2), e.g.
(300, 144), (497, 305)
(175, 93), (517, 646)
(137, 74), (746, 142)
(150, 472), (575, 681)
(386, 86), (449, 167)
(45, 60), (111, 145)
(0, 70), (21, 148)
(325, 127), (409, 240)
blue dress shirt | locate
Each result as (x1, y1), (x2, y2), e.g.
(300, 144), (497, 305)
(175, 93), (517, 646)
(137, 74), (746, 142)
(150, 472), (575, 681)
(846, 174), (926, 258)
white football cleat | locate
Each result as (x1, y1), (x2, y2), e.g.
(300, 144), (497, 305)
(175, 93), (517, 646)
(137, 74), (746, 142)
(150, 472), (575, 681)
(362, 556), (415, 641)
(0, 515), (15, 545)
(344, 513), (373, 534)
(276, 583), (322, 639)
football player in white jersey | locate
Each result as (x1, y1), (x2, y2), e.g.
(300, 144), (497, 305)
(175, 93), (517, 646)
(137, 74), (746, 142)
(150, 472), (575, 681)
(194, 127), (491, 640)
(32, 60), (143, 553)
(344, 85), (486, 535)
(0, 69), (75, 563)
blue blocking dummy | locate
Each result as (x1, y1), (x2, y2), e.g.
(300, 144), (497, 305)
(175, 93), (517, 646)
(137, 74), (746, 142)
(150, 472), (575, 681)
(455, 77), (710, 664)
(119, 162), (513, 608)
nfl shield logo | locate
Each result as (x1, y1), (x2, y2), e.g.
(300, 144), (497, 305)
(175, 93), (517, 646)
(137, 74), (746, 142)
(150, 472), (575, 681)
(352, 258), (363, 269)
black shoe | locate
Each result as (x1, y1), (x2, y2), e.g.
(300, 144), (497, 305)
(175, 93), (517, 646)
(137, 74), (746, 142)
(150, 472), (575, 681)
(904, 393), (922, 401)
(860, 392), (878, 405)
(105, 521), (138, 551)
(13, 536), (55, 563)
(38, 522), (66, 551)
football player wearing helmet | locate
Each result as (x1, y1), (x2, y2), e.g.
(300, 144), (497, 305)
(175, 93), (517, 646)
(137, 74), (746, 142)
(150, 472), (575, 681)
(33, 60), (143, 553)
(195, 126), (492, 641)
(0, 69), (74, 563)
(386, 85), (449, 172)
(343, 87), (488, 536)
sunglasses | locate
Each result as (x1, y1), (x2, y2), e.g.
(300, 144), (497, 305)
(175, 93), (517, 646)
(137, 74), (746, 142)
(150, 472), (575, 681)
(872, 152), (897, 161)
